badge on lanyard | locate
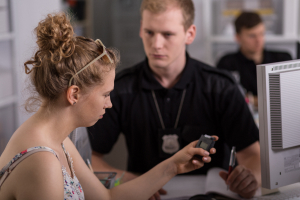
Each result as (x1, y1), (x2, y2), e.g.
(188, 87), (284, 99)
(162, 134), (179, 154)
(152, 89), (186, 158)
(158, 128), (181, 157)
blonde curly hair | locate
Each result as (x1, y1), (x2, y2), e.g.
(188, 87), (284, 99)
(24, 13), (119, 112)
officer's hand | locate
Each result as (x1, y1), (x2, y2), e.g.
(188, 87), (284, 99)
(149, 188), (167, 200)
(171, 136), (218, 175)
(219, 165), (259, 199)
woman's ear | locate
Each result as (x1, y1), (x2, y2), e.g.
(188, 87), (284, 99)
(67, 85), (80, 105)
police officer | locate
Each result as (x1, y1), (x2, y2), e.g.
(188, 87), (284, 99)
(88, 1), (261, 199)
(217, 11), (292, 105)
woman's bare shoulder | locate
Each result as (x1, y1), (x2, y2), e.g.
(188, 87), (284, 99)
(0, 127), (54, 168)
(1, 151), (64, 200)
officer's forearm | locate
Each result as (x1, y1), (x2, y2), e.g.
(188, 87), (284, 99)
(91, 151), (137, 182)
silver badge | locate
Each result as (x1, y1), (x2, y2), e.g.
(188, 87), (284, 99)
(162, 134), (180, 154)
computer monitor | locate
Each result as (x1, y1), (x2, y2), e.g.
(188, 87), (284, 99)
(257, 59), (300, 189)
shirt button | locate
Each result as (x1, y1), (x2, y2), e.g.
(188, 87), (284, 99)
(166, 98), (170, 102)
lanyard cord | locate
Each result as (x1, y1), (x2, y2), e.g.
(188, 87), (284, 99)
(151, 89), (186, 130)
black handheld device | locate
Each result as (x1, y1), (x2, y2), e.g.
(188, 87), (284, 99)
(195, 134), (215, 160)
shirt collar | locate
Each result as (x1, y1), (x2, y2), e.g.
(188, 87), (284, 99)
(237, 48), (268, 64)
(237, 49), (254, 63)
(261, 49), (272, 63)
(140, 52), (194, 90)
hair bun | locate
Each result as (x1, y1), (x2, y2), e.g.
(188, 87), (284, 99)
(35, 13), (75, 63)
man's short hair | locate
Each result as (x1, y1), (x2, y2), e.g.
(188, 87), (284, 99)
(140, 0), (194, 31)
(234, 11), (263, 34)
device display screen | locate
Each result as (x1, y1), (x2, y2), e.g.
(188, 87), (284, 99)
(199, 142), (208, 149)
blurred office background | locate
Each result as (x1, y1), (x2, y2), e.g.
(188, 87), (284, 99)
(0, 0), (299, 169)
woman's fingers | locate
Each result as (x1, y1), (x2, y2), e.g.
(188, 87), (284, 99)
(202, 156), (211, 163)
(174, 137), (218, 174)
(211, 135), (219, 141)
(192, 159), (204, 166)
(192, 147), (210, 157)
(210, 148), (216, 154)
(189, 147), (212, 164)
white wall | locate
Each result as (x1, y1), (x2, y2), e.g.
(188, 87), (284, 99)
(188, 0), (210, 64)
(11, 0), (62, 126)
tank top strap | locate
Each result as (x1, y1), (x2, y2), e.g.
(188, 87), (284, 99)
(61, 143), (75, 178)
(0, 146), (59, 189)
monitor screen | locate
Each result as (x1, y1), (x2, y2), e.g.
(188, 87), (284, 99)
(257, 59), (300, 189)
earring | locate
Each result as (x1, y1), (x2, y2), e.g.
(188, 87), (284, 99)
(73, 102), (76, 105)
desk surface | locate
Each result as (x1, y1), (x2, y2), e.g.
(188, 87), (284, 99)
(161, 175), (206, 200)
(160, 175), (300, 200)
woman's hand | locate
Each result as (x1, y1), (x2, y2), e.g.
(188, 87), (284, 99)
(170, 136), (218, 175)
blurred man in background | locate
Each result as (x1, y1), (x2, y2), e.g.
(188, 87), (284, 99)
(217, 11), (292, 107)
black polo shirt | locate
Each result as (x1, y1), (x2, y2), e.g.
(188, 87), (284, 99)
(216, 49), (292, 96)
(88, 54), (259, 175)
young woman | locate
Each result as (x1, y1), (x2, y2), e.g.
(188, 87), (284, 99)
(0, 13), (217, 200)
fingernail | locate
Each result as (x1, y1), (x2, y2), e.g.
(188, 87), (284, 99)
(203, 157), (208, 161)
(204, 151), (209, 156)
